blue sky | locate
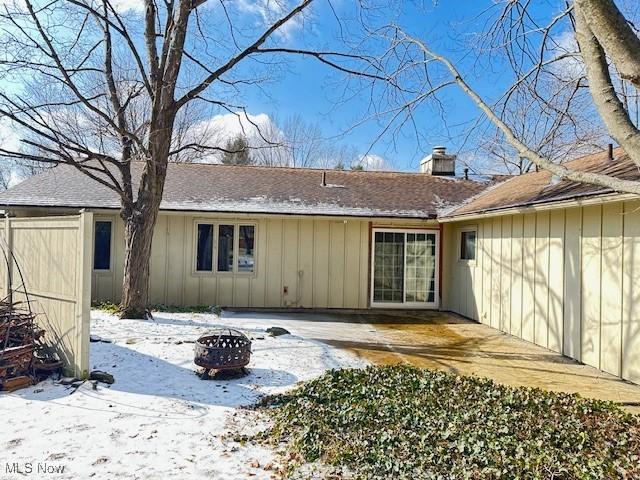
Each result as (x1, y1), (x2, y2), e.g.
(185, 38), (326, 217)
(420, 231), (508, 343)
(0, 0), (573, 175)
(236, 0), (565, 172)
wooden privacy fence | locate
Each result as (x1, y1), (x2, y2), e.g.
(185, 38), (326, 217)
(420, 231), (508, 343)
(1, 213), (93, 377)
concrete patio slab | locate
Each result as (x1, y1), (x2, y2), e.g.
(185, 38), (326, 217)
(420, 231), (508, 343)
(225, 310), (640, 414)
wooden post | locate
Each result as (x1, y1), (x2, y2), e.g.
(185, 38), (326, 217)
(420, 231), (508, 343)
(74, 210), (93, 378)
(4, 214), (12, 305)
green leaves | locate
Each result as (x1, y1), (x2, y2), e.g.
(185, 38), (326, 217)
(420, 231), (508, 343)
(260, 365), (640, 479)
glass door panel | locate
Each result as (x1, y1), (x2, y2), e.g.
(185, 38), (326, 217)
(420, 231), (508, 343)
(372, 230), (438, 307)
(373, 231), (405, 303)
(405, 233), (436, 303)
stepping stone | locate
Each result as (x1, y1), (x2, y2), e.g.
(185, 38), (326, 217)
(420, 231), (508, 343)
(266, 327), (290, 337)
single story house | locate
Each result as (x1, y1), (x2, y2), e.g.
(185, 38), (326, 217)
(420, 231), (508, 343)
(0, 146), (639, 385)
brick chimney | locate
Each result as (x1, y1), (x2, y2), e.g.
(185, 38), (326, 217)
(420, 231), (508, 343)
(420, 146), (456, 176)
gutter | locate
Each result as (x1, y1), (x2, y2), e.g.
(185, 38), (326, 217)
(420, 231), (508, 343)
(438, 190), (636, 222)
(1, 204), (439, 222)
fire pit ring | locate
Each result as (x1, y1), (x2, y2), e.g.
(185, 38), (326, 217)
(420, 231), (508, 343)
(194, 328), (252, 374)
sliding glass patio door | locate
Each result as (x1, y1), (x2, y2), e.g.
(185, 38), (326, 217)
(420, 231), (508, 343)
(371, 229), (439, 308)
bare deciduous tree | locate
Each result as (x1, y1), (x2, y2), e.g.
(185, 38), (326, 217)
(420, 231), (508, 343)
(251, 114), (360, 168)
(222, 135), (252, 165)
(345, 0), (640, 191)
(0, 0), (336, 317)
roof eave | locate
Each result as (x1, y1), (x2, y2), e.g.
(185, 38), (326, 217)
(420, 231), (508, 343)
(1, 203), (438, 221)
(439, 190), (634, 222)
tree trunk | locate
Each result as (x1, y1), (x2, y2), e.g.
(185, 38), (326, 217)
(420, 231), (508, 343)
(119, 129), (172, 318)
(574, 3), (640, 168)
(119, 195), (161, 318)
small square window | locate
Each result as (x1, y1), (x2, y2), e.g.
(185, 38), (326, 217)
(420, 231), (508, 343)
(94, 221), (112, 270)
(460, 230), (476, 261)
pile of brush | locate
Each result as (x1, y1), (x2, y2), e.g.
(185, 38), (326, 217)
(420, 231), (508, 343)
(0, 300), (61, 391)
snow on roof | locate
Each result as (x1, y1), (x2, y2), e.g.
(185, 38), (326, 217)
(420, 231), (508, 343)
(0, 162), (488, 219)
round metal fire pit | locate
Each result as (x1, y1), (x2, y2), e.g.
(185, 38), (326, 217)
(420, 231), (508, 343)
(194, 328), (252, 372)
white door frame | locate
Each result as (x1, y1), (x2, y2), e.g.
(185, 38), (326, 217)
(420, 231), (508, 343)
(370, 227), (440, 309)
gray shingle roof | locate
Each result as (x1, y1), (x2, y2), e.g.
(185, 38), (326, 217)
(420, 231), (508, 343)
(445, 148), (640, 218)
(0, 162), (487, 219)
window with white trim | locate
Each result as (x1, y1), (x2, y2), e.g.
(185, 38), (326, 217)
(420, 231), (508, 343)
(196, 223), (214, 271)
(238, 225), (255, 273)
(93, 221), (112, 270)
(460, 228), (477, 261)
(217, 224), (234, 272)
(194, 223), (255, 274)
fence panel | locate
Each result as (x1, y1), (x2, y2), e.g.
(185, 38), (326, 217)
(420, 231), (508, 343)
(5, 212), (93, 377)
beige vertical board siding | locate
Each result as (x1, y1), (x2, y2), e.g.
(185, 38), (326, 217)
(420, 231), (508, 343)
(182, 219), (200, 307)
(622, 200), (640, 383)
(466, 229), (479, 321)
(563, 207), (582, 360)
(440, 224), (452, 310)
(445, 223), (464, 315)
(282, 218), (299, 307)
(475, 221), (486, 323)
(113, 215), (125, 303)
(441, 222), (483, 321)
(328, 221), (346, 308)
(149, 215), (168, 304)
(600, 202), (623, 376)
(481, 220), (492, 325)
(548, 210), (565, 353)
(89, 213), (412, 310)
(499, 216), (512, 333)
(166, 215), (186, 306)
(521, 214), (536, 343)
(534, 212), (550, 348)
(462, 255), (472, 319)
(490, 217), (501, 329)
(446, 198), (640, 384)
(7, 214), (92, 377)
(359, 222), (370, 309)
(297, 219), (315, 308)
(344, 221), (362, 308)
(312, 220), (330, 308)
(250, 218), (268, 308)
(581, 205), (602, 369)
(264, 218), (283, 307)
(509, 215), (524, 338)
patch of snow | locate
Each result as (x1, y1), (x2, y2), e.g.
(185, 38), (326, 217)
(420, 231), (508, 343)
(158, 198), (432, 218)
(1, 311), (366, 479)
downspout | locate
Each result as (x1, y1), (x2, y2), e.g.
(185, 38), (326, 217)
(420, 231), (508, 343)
(438, 222), (444, 309)
(367, 221), (372, 307)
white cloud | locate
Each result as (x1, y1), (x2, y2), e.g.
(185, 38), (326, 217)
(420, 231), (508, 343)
(184, 111), (286, 163)
(110, 0), (144, 13)
(201, 111), (275, 140)
(550, 30), (584, 82)
(236, 0), (306, 41)
(0, 118), (22, 154)
(356, 153), (391, 171)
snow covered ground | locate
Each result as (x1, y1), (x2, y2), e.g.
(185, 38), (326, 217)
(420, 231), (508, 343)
(1, 310), (366, 479)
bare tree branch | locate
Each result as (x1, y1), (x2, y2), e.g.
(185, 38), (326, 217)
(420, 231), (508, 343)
(574, 2), (640, 167)
(393, 28), (640, 195)
(576, 0), (640, 88)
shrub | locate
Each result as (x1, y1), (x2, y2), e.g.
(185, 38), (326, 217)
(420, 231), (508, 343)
(92, 302), (220, 315)
(260, 365), (640, 479)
